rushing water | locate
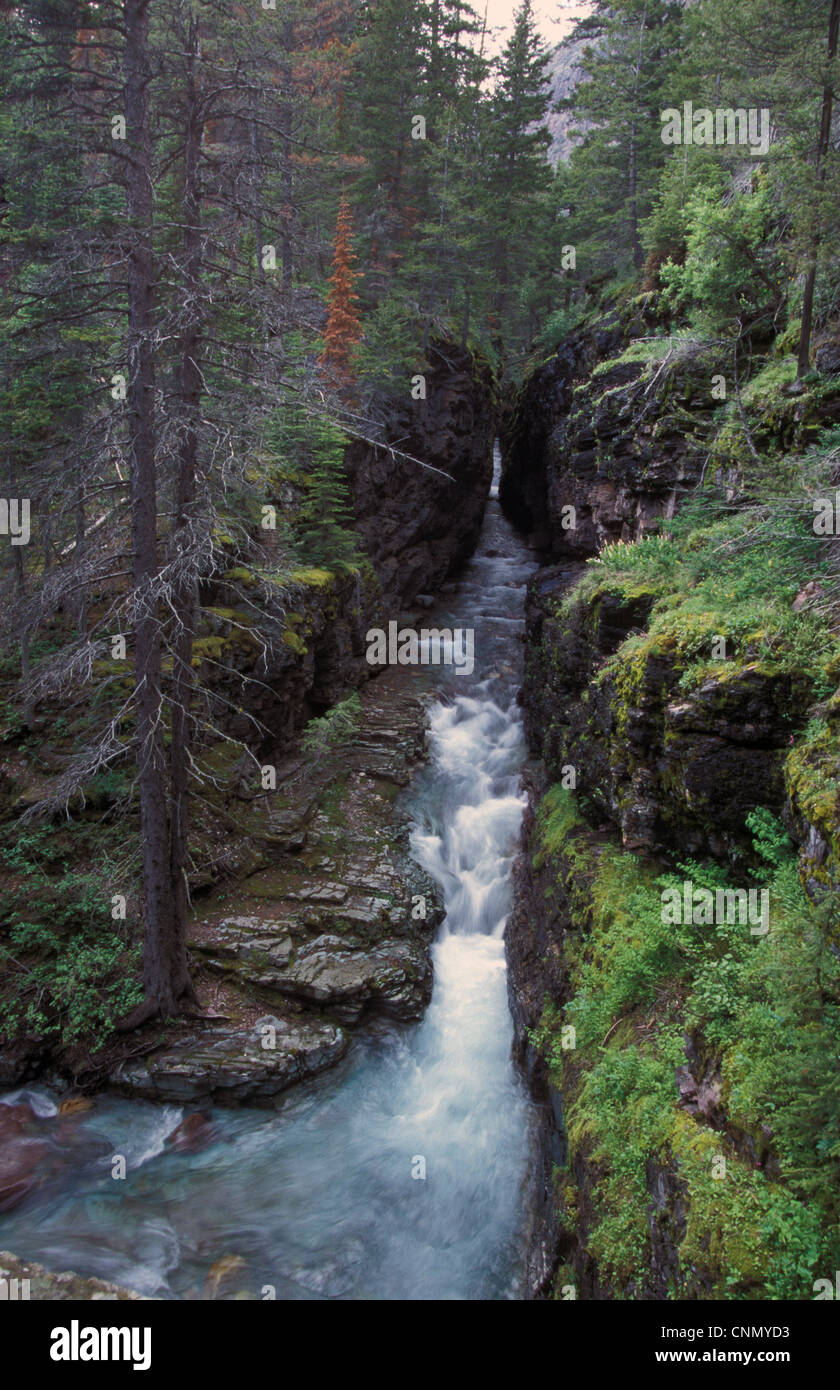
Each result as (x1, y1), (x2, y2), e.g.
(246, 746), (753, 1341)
(0, 446), (541, 1300)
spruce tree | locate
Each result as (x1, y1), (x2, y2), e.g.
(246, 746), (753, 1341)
(320, 195), (362, 382)
(691, 0), (840, 381)
(482, 0), (553, 362)
(298, 417), (359, 569)
(561, 0), (684, 275)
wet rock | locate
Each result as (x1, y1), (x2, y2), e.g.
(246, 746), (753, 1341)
(196, 921), (432, 1023)
(109, 1016), (350, 1106)
(0, 1100), (36, 1137)
(0, 1133), (49, 1211)
(187, 670), (445, 1049)
(187, 672), (443, 926)
(165, 1111), (217, 1154)
(346, 338), (496, 608)
(500, 314), (712, 557)
(519, 565), (806, 858)
(58, 1095), (95, 1117)
(167, 662), (445, 1112)
(0, 1251), (149, 1300)
(203, 1254), (247, 1299)
(272, 935), (433, 1022)
(0, 1096), (111, 1199)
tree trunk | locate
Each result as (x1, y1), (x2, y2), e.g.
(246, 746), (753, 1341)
(796, 0), (840, 383)
(280, 15), (294, 295)
(13, 542), (35, 733)
(6, 440), (35, 732)
(628, 129), (643, 270)
(123, 0), (181, 1023)
(250, 113), (265, 289)
(74, 484), (87, 632)
(168, 3), (202, 1007)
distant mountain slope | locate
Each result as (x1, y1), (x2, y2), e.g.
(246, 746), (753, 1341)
(544, 18), (602, 165)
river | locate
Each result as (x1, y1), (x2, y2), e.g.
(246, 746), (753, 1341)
(0, 446), (541, 1300)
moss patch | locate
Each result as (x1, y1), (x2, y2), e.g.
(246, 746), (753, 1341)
(530, 785), (840, 1299)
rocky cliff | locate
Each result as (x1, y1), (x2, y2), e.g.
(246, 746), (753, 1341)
(195, 335), (497, 750)
(347, 338), (497, 608)
(502, 306), (840, 1300)
(500, 300), (716, 555)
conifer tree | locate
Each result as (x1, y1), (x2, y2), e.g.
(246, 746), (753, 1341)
(320, 195), (362, 381)
(347, 0), (427, 282)
(561, 0), (684, 275)
(482, 0), (553, 360)
(298, 417), (359, 568)
(691, 0), (840, 381)
(0, 0), (370, 1032)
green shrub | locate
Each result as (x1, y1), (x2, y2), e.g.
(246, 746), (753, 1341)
(300, 691), (363, 761)
(0, 824), (141, 1046)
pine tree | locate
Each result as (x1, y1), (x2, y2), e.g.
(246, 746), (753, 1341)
(561, 0), (684, 276)
(0, 0), (371, 1033)
(691, 0), (840, 381)
(347, 0), (427, 283)
(482, 0), (553, 361)
(298, 417), (359, 567)
(320, 195), (362, 381)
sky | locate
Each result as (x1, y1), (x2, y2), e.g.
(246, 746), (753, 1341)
(480, 0), (592, 55)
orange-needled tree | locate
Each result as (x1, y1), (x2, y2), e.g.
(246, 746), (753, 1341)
(320, 196), (362, 381)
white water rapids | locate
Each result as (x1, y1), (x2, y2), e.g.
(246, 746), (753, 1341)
(0, 446), (541, 1299)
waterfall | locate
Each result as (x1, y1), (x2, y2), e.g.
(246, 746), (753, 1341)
(0, 443), (540, 1300)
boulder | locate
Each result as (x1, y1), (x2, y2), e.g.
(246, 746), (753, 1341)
(0, 1133), (49, 1212)
(110, 1015), (349, 1106)
(195, 922), (432, 1023)
(165, 1111), (217, 1154)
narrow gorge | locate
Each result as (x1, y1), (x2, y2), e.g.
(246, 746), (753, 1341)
(1, 379), (544, 1300)
(2, 0), (840, 1329)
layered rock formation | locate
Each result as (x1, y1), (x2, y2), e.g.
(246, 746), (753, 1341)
(109, 666), (444, 1106)
(191, 336), (496, 752)
(112, 1013), (351, 1106)
(500, 306), (715, 555)
(501, 307), (840, 1300)
(193, 566), (383, 749)
(520, 564), (811, 861)
(346, 339), (497, 607)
